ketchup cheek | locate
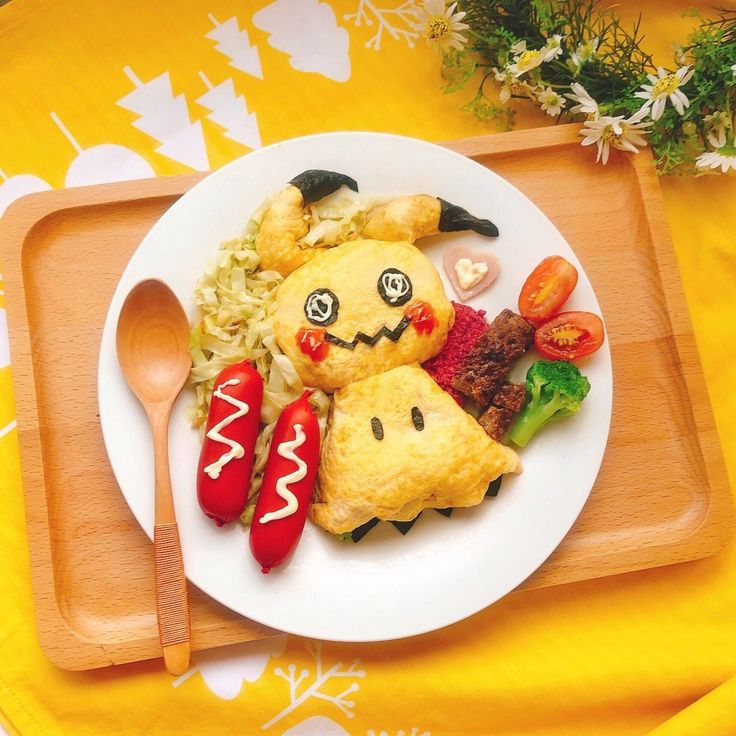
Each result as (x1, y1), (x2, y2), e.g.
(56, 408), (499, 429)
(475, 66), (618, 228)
(296, 327), (330, 362)
(405, 302), (437, 335)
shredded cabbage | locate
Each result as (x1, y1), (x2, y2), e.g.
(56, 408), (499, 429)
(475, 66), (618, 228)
(298, 186), (389, 248)
(188, 210), (331, 524)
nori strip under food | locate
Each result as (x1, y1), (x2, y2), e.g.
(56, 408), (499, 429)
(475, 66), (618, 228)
(486, 476), (503, 497)
(391, 516), (421, 534)
(348, 477), (505, 541)
(351, 517), (380, 542)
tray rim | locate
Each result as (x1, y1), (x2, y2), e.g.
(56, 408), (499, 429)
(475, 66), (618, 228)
(1, 123), (732, 670)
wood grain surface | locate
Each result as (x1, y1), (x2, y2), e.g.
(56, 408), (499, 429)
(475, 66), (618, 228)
(1, 124), (732, 671)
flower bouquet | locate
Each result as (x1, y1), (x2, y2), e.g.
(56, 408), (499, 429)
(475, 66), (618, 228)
(414, 1), (736, 174)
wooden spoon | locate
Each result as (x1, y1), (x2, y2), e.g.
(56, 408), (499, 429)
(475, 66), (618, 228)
(116, 279), (192, 676)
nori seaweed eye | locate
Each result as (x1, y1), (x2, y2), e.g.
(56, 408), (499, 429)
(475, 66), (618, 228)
(411, 406), (424, 431)
(304, 288), (339, 326)
(377, 268), (412, 307)
(370, 417), (384, 440)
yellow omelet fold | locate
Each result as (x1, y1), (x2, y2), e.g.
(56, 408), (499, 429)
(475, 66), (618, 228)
(311, 364), (521, 534)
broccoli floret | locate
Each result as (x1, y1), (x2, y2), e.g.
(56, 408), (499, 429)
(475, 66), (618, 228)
(509, 360), (591, 447)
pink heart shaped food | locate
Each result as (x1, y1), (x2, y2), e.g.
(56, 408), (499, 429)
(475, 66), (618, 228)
(443, 242), (501, 302)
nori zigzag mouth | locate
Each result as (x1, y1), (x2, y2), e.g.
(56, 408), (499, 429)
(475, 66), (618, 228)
(325, 316), (411, 350)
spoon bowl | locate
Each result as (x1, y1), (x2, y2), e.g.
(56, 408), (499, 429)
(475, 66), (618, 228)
(116, 279), (191, 405)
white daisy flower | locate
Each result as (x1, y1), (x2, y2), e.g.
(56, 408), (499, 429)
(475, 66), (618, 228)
(731, 63), (736, 79)
(696, 146), (736, 173)
(538, 87), (566, 116)
(613, 107), (653, 155)
(634, 66), (695, 120)
(571, 37), (599, 69)
(508, 48), (546, 77)
(509, 40), (527, 55)
(543, 34), (564, 61)
(493, 67), (515, 103)
(704, 111), (730, 149)
(580, 115), (623, 164)
(579, 109), (651, 164)
(414, 0), (469, 53)
(566, 82), (599, 116)
(493, 67), (538, 103)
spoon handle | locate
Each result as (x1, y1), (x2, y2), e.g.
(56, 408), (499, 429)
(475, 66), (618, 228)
(150, 406), (191, 675)
(154, 523), (191, 674)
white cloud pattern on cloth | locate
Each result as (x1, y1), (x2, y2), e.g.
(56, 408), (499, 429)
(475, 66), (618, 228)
(253, 0), (351, 83)
(172, 635), (287, 700)
(0, 170), (51, 217)
(281, 716), (351, 735)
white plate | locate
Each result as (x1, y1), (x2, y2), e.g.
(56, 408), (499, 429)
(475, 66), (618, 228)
(98, 133), (612, 641)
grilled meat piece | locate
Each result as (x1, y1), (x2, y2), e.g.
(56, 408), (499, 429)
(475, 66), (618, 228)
(492, 382), (527, 413)
(478, 383), (528, 440)
(452, 309), (534, 406)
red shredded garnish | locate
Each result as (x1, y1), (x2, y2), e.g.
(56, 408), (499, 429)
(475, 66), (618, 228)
(423, 302), (488, 404)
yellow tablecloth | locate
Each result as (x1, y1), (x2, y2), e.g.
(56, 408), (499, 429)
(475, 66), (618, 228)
(1, 1), (735, 734)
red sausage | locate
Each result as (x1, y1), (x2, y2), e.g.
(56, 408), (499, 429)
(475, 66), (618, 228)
(249, 392), (320, 573)
(197, 361), (264, 526)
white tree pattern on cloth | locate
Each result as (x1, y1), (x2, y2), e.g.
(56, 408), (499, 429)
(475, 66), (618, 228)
(344, 1), (420, 51)
(262, 642), (365, 730)
(367, 730), (431, 736)
(117, 67), (210, 171)
(206, 14), (263, 79)
(50, 112), (155, 187)
(196, 73), (262, 150)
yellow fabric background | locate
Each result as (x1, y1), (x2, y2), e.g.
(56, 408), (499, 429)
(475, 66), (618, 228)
(1, 1), (735, 734)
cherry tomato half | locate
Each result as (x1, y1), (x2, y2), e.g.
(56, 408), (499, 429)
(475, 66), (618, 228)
(535, 311), (604, 360)
(519, 256), (578, 325)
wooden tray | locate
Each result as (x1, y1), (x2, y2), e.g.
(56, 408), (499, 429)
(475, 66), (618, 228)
(1, 125), (732, 672)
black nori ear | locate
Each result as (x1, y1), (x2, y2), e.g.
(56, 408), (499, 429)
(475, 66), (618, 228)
(438, 197), (499, 238)
(289, 170), (359, 204)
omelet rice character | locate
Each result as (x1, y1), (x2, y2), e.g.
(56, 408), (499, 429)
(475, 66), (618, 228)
(273, 239), (454, 392)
